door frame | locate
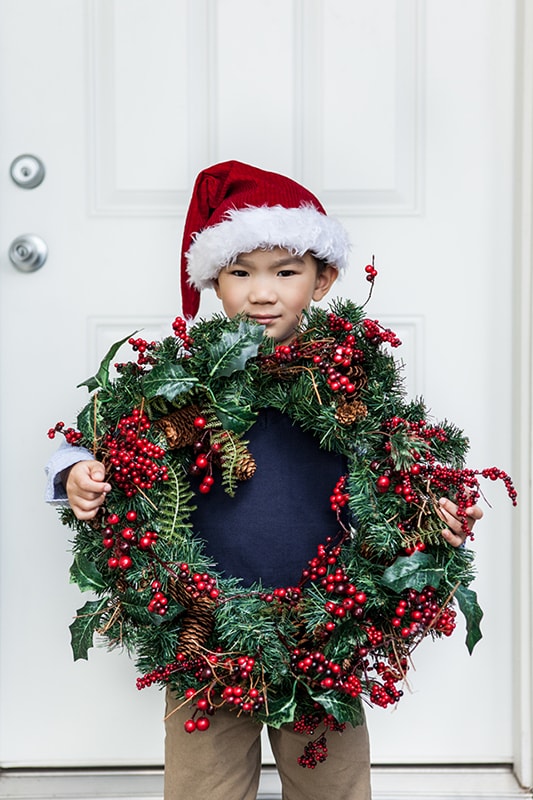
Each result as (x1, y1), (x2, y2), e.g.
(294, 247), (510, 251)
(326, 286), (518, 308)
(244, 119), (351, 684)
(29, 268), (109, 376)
(512, 0), (533, 792)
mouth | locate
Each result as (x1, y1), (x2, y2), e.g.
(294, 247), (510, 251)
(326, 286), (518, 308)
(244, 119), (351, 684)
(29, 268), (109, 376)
(247, 315), (280, 325)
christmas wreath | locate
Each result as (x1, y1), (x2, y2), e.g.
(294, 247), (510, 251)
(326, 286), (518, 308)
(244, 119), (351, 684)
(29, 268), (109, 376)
(50, 292), (516, 768)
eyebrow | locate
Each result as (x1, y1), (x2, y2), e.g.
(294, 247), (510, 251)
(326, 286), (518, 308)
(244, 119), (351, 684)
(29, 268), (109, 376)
(234, 254), (306, 267)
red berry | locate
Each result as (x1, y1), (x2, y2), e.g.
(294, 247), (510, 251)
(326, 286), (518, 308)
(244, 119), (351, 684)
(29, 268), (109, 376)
(376, 476), (390, 492)
(139, 536), (153, 549)
(184, 719), (196, 733)
(196, 717), (210, 731)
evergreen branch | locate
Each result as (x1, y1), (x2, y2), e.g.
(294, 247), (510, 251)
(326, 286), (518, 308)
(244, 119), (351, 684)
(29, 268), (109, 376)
(157, 460), (196, 543)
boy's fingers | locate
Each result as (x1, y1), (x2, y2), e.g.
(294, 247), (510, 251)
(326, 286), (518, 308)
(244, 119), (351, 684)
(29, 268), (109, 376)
(76, 494), (105, 511)
(466, 504), (484, 522)
(88, 463), (105, 480)
(437, 497), (459, 527)
(78, 476), (110, 495)
(437, 497), (483, 548)
(88, 481), (111, 495)
(72, 492), (107, 520)
(73, 506), (100, 521)
(87, 463), (111, 493)
(440, 526), (465, 547)
(438, 497), (483, 529)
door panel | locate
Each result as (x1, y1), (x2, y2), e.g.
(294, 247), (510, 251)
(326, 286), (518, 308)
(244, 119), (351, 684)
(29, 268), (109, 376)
(0, 0), (514, 767)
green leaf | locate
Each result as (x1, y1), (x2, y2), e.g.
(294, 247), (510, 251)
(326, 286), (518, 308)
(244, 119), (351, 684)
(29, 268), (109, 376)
(77, 331), (137, 391)
(142, 362), (199, 402)
(262, 683), (297, 728)
(120, 600), (185, 626)
(208, 321), (264, 379)
(380, 551), (444, 593)
(455, 583), (483, 654)
(306, 686), (365, 727)
(213, 401), (257, 434)
(70, 554), (107, 593)
(69, 598), (108, 660)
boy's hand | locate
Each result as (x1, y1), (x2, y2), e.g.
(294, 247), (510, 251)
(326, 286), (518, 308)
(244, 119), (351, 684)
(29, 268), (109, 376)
(64, 460), (110, 520)
(438, 497), (483, 547)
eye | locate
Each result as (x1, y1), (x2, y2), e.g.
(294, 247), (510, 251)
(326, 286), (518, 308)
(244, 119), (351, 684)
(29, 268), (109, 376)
(277, 269), (297, 277)
(227, 268), (249, 277)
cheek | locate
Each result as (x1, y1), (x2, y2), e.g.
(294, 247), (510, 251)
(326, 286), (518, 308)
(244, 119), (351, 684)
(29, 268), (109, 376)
(218, 285), (246, 316)
(286, 283), (316, 310)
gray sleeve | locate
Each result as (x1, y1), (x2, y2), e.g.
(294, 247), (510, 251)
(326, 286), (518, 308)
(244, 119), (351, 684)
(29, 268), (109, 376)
(44, 442), (95, 505)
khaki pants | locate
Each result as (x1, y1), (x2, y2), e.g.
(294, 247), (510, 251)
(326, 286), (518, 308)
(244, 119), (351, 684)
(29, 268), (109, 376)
(164, 688), (371, 800)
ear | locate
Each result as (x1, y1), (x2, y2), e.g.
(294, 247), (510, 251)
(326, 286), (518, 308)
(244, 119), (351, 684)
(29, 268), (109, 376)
(212, 277), (222, 299)
(313, 264), (338, 301)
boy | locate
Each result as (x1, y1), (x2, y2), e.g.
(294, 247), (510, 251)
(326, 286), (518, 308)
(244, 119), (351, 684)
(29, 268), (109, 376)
(46, 161), (481, 799)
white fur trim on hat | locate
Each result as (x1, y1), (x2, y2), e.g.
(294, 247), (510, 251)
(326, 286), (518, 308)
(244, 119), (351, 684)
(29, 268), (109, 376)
(185, 204), (350, 291)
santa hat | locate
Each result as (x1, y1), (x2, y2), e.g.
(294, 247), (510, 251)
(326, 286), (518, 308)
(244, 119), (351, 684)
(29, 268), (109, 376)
(181, 160), (351, 318)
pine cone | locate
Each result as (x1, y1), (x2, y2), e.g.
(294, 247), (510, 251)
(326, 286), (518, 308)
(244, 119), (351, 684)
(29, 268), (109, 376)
(234, 451), (257, 481)
(167, 577), (190, 607)
(335, 399), (368, 425)
(177, 596), (214, 657)
(359, 540), (396, 566)
(155, 405), (202, 449)
(359, 541), (374, 560)
(346, 364), (368, 393)
(235, 450), (257, 481)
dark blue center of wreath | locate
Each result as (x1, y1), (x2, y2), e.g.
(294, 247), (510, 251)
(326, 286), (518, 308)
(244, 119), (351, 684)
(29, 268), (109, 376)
(190, 408), (347, 587)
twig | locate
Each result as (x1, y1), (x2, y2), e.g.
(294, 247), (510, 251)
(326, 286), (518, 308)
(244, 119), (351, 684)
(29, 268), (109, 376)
(92, 394), (99, 457)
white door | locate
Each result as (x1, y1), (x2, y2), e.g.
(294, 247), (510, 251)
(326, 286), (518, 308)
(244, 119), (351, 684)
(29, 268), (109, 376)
(0, 0), (519, 782)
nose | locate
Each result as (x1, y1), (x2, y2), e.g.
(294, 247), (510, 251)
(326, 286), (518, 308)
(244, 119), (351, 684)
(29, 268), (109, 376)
(248, 276), (277, 304)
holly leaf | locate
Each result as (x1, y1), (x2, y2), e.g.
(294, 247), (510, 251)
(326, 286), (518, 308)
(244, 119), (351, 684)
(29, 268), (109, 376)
(120, 600), (185, 626)
(77, 331), (138, 392)
(207, 321), (264, 379)
(455, 583), (483, 653)
(142, 362), (199, 402)
(70, 554), (107, 593)
(262, 683), (297, 729)
(69, 598), (108, 660)
(380, 551), (444, 593)
(213, 400), (257, 434)
(146, 608), (188, 626)
(306, 686), (365, 727)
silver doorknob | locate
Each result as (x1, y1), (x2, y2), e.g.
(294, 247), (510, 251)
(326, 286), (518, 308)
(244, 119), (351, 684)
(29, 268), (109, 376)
(10, 154), (46, 189)
(9, 234), (48, 272)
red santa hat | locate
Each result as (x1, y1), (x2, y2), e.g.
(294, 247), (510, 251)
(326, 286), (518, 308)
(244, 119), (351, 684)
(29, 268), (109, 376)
(181, 160), (351, 318)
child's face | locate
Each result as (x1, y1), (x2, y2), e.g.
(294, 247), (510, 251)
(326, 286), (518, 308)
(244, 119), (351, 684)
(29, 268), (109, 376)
(213, 247), (338, 345)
